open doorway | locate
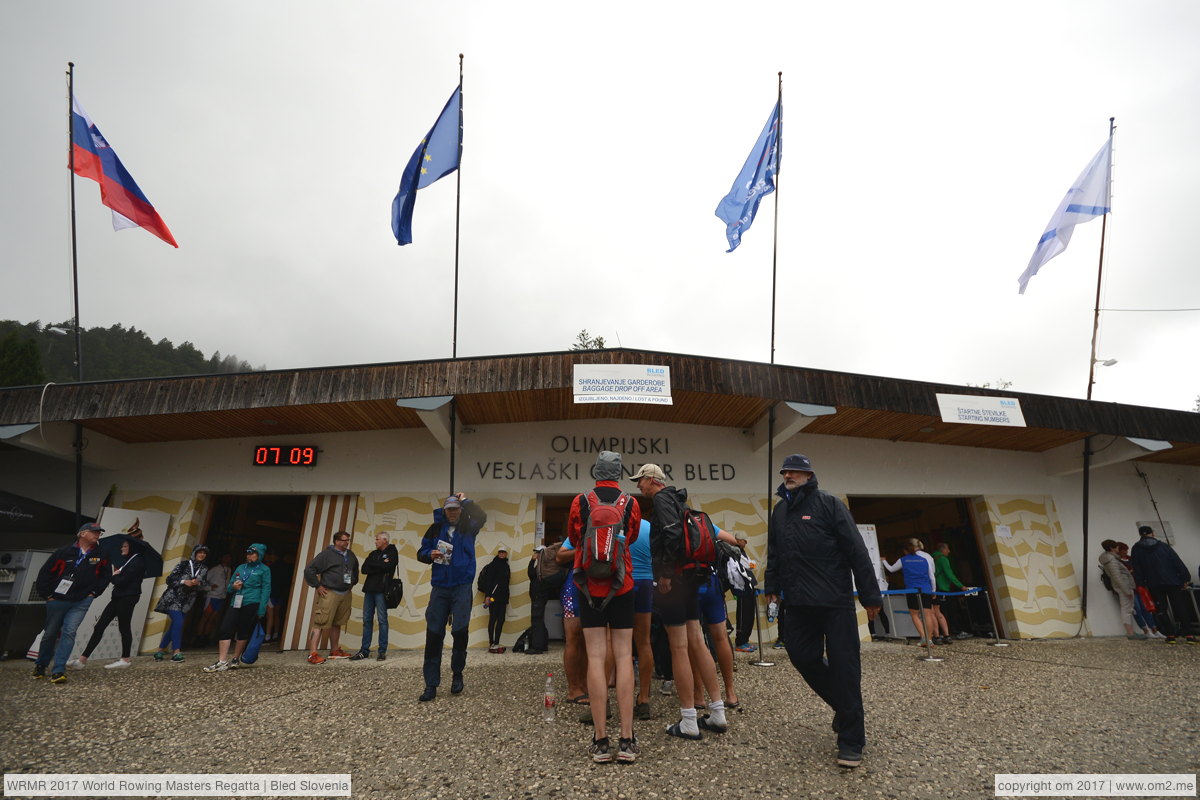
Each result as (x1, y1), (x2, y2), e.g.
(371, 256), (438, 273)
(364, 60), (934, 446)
(195, 495), (308, 647)
(848, 496), (996, 638)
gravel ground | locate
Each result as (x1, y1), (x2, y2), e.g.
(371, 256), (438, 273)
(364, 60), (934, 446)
(2, 637), (1197, 799)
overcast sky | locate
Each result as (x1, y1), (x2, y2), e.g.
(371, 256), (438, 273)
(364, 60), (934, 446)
(3, 1), (1198, 412)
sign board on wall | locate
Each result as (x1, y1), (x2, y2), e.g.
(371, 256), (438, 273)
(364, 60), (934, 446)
(573, 364), (672, 405)
(856, 524), (884, 593)
(935, 394), (1026, 427)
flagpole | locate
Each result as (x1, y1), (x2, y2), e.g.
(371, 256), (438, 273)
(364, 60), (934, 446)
(1085, 117), (1116, 402)
(448, 54), (464, 496)
(67, 62), (85, 529)
(763, 73), (782, 661)
(770, 71), (781, 367)
(1080, 116), (1115, 622)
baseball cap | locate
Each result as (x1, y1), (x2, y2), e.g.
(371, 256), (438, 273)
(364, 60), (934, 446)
(77, 522), (105, 534)
(443, 496), (462, 509)
(779, 454), (814, 474)
(1137, 525), (1154, 536)
(630, 464), (666, 482)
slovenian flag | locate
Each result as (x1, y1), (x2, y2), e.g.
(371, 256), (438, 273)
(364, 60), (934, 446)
(71, 96), (178, 247)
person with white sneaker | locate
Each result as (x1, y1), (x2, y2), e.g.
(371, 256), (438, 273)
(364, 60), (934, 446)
(70, 539), (146, 671)
(765, 454), (882, 769)
(204, 543), (272, 673)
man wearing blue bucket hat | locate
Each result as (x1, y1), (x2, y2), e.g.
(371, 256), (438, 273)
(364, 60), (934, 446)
(764, 454), (881, 769)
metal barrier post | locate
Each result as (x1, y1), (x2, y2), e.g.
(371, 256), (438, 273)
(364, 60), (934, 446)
(749, 590), (774, 667)
(981, 588), (1009, 647)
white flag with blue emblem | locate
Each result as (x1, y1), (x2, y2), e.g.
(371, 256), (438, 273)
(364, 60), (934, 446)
(1018, 137), (1112, 294)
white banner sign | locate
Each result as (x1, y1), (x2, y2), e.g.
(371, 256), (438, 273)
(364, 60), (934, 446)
(936, 393), (1026, 427)
(573, 364), (672, 405)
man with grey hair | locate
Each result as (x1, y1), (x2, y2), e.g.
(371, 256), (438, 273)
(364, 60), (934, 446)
(765, 453), (881, 769)
(353, 532), (399, 660)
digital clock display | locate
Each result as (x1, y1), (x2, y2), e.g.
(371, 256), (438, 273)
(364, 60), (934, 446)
(253, 445), (318, 466)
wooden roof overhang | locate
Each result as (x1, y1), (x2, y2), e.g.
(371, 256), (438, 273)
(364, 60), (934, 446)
(2, 349), (1199, 465)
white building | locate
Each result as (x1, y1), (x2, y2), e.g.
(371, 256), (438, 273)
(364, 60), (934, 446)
(2, 349), (1197, 652)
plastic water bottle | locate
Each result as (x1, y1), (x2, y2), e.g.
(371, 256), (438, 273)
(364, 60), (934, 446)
(767, 600), (779, 624)
(542, 673), (556, 722)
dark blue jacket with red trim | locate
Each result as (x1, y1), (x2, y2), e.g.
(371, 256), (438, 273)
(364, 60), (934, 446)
(765, 477), (881, 610)
(36, 543), (111, 602)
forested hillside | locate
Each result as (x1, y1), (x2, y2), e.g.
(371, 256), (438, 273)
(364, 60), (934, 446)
(0, 320), (263, 386)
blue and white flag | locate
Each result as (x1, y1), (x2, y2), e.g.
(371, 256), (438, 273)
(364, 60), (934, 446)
(715, 101), (780, 252)
(392, 86), (462, 246)
(1018, 137), (1112, 294)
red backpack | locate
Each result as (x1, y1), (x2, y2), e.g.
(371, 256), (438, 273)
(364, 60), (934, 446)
(573, 490), (633, 610)
(680, 507), (717, 570)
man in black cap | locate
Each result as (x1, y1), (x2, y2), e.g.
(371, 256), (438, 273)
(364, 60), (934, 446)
(1130, 525), (1196, 644)
(33, 522), (111, 683)
(765, 454), (881, 768)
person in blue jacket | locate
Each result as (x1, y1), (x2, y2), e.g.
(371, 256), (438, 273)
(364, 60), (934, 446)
(204, 543), (271, 672)
(416, 492), (488, 701)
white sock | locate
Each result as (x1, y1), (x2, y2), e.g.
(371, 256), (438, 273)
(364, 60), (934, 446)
(708, 700), (727, 726)
(679, 707), (699, 734)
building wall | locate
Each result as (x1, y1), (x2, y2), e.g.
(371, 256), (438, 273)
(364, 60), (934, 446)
(8, 417), (1198, 650)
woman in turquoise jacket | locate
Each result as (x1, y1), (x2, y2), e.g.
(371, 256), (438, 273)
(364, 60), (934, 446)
(204, 543), (271, 673)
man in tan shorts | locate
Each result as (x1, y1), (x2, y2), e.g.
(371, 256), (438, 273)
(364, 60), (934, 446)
(303, 531), (360, 664)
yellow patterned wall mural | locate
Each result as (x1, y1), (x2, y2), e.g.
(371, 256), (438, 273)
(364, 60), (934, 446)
(973, 495), (1083, 639)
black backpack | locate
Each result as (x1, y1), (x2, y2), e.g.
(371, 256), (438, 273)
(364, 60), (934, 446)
(1098, 566), (1114, 593)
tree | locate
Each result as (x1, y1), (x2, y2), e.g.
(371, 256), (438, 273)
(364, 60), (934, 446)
(965, 379), (1013, 390)
(570, 329), (606, 351)
(0, 331), (46, 386)
(1193, 395), (1199, 413)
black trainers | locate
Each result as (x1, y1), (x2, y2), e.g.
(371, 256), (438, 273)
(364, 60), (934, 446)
(377, 652), (387, 661)
(1164, 636), (1178, 644)
(32, 664), (46, 679)
(588, 737), (612, 763)
(418, 686), (436, 702)
(617, 736), (639, 763)
(450, 674), (464, 694)
(348, 651), (369, 661)
(837, 746), (863, 768)
(49, 672), (67, 684)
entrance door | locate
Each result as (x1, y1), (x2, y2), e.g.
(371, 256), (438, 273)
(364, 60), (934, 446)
(848, 496), (995, 638)
(199, 495), (308, 648)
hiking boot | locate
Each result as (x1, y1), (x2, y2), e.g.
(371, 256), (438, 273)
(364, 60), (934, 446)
(634, 701), (652, 720)
(49, 672), (67, 684)
(203, 661), (229, 673)
(450, 674), (464, 694)
(307, 652), (326, 664)
(588, 737), (612, 763)
(617, 736), (639, 763)
(32, 664), (46, 679)
(836, 746), (863, 768)
(348, 651), (370, 661)
(418, 686), (436, 702)
(328, 649), (352, 659)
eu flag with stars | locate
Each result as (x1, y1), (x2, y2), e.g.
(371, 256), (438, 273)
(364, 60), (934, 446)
(715, 101), (780, 252)
(392, 86), (462, 246)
